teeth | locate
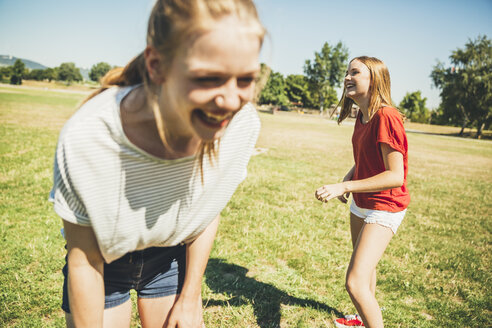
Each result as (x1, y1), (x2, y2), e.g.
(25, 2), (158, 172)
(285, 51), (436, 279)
(203, 111), (229, 122)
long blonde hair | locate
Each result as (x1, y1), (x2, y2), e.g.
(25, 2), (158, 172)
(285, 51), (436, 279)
(83, 0), (265, 176)
(337, 56), (395, 124)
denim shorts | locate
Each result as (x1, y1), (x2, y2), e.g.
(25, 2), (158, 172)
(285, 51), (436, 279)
(350, 201), (406, 234)
(62, 245), (186, 312)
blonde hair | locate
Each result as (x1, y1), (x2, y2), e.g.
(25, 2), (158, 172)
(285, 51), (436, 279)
(82, 0), (265, 178)
(336, 56), (395, 124)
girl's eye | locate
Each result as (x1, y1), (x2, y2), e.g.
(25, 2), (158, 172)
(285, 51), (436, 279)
(237, 77), (255, 87)
(193, 77), (222, 86)
(192, 76), (256, 88)
(346, 70), (358, 77)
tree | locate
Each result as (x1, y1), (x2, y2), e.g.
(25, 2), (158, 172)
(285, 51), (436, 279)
(304, 41), (348, 114)
(57, 62), (83, 84)
(0, 66), (12, 82)
(399, 91), (430, 123)
(431, 35), (492, 138)
(26, 69), (45, 81)
(285, 74), (314, 108)
(429, 105), (448, 126)
(10, 59), (25, 85)
(89, 62), (112, 82)
(43, 67), (57, 82)
(258, 70), (289, 106)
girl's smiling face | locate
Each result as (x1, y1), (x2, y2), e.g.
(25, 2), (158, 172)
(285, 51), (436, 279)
(156, 15), (261, 142)
(344, 59), (372, 104)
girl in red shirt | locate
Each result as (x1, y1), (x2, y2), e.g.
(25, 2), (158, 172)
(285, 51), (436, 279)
(315, 56), (409, 328)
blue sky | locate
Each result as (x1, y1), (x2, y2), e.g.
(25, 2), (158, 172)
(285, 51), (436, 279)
(0, 0), (491, 108)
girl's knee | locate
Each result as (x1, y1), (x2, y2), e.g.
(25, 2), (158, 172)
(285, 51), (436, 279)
(345, 271), (369, 297)
(345, 274), (358, 296)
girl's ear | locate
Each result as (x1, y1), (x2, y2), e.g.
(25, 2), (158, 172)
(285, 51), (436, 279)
(144, 45), (165, 84)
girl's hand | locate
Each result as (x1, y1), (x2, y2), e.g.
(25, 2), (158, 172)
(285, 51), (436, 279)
(315, 183), (348, 203)
(338, 170), (354, 203)
(337, 189), (351, 204)
(165, 294), (205, 328)
(165, 216), (219, 328)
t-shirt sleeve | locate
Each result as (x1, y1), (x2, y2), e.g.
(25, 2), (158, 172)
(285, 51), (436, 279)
(376, 109), (407, 155)
(50, 142), (91, 226)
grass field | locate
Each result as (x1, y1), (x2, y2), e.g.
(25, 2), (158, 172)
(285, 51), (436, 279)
(1, 85), (491, 327)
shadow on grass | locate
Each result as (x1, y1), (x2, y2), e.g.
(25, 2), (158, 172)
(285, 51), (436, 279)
(204, 258), (343, 327)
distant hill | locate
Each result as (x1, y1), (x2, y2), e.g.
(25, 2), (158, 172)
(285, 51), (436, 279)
(0, 55), (92, 80)
(0, 55), (48, 70)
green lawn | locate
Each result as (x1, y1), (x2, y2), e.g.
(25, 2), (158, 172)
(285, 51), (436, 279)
(1, 85), (491, 327)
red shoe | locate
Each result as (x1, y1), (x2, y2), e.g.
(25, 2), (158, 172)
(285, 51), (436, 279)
(334, 314), (364, 327)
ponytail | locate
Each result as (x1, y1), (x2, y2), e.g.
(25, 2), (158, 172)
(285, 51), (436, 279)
(81, 53), (146, 105)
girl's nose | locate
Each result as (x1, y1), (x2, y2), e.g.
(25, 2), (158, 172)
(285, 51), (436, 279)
(216, 79), (241, 111)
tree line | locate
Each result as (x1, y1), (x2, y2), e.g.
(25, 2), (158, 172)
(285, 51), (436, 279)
(256, 43), (437, 122)
(1, 35), (490, 138)
(257, 41), (347, 114)
(0, 61), (112, 85)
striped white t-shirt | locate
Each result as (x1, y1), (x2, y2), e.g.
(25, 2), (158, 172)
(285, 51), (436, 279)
(50, 86), (260, 263)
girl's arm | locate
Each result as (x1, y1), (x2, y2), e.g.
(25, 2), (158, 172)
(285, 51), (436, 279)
(316, 143), (404, 202)
(63, 220), (105, 327)
(165, 215), (220, 328)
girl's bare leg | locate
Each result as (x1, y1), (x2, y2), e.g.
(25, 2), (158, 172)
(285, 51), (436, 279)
(65, 299), (132, 328)
(350, 213), (376, 295)
(138, 294), (179, 328)
(346, 217), (393, 328)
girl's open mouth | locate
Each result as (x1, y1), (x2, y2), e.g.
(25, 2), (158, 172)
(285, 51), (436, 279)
(194, 109), (231, 128)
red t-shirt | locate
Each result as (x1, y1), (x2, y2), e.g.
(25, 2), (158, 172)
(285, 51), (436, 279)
(352, 106), (410, 212)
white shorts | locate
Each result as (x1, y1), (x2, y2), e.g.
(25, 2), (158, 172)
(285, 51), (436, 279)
(350, 201), (406, 234)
